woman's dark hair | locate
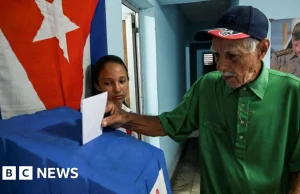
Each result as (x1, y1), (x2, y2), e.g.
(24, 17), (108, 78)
(92, 55), (130, 106)
(93, 55), (129, 86)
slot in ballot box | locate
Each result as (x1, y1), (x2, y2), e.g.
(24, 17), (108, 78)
(0, 107), (172, 194)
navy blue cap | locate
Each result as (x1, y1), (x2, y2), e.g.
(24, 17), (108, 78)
(194, 6), (269, 41)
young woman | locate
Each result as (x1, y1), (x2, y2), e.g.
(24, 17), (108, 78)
(93, 55), (139, 139)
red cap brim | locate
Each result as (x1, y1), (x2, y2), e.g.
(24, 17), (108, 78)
(208, 29), (249, 39)
(195, 28), (250, 41)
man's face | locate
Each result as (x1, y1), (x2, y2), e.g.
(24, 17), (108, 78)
(211, 37), (262, 88)
(292, 38), (300, 56)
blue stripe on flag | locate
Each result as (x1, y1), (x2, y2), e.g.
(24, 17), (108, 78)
(90, 0), (108, 95)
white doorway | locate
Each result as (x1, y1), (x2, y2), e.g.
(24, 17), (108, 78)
(122, 3), (144, 140)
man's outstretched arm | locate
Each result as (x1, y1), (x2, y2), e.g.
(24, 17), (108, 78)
(289, 172), (300, 194)
(101, 102), (166, 137)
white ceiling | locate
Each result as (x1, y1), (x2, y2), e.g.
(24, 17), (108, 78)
(156, 0), (229, 22)
(126, 0), (230, 23)
(157, 0), (208, 5)
(180, 0), (229, 22)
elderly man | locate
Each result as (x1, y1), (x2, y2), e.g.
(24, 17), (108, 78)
(102, 6), (300, 194)
(271, 22), (300, 77)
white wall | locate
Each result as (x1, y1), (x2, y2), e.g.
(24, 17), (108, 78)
(139, 1), (189, 177)
(105, 0), (189, 178)
(238, 0), (300, 68)
(154, 2), (189, 177)
(122, 4), (134, 15)
(105, 0), (124, 59)
(139, 7), (161, 148)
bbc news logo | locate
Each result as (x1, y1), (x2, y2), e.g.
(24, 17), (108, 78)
(2, 166), (78, 180)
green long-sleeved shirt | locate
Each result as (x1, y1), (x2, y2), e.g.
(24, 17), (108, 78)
(159, 62), (300, 194)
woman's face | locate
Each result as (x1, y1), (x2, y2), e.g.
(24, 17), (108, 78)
(95, 62), (129, 108)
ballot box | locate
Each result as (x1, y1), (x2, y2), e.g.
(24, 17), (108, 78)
(0, 107), (172, 194)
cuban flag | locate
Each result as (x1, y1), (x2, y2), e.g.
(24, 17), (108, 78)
(0, 0), (107, 119)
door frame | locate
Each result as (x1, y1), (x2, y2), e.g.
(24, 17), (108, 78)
(189, 42), (212, 85)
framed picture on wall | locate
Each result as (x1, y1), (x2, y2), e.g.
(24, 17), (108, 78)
(202, 52), (216, 74)
(203, 52), (214, 66)
(270, 18), (300, 77)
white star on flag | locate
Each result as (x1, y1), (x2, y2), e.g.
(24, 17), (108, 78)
(33, 0), (79, 62)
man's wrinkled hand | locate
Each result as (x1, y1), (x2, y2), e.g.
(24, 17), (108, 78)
(101, 101), (128, 128)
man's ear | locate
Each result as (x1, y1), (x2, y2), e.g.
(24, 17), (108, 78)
(257, 38), (270, 60)
(94, 83), (101, 92)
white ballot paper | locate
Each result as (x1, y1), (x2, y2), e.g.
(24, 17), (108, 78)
(149, 169), (167, 194)
(81, 92), (108, 145)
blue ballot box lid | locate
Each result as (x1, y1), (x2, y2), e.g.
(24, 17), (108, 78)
(0, 107), (171, 194)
